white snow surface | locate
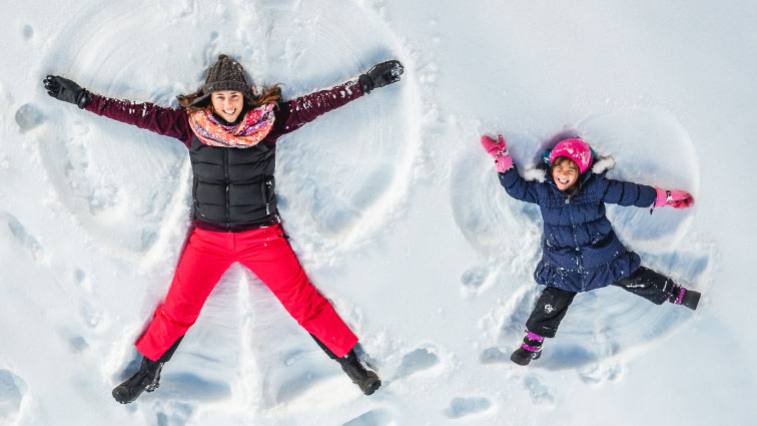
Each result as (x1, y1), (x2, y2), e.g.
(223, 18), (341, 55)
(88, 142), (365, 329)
(2, 0), (756, 425)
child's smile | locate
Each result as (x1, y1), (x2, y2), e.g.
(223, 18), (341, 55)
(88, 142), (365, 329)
(551, 158), (580, 191)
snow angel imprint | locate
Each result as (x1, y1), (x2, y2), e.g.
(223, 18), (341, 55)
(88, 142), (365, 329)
(43, 54), (405, 402)
(479, 134), (700, 366)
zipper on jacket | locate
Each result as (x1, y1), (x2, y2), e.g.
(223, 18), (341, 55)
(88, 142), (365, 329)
(224, 149), (230, 228)
(261, 180), (271, 215)
(565, 193), (585, 291)
(192, 177), (200, 218)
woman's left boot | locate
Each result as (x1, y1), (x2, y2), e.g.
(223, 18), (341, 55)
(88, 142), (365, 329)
(112, 357), (163, 404)
(337, 350), (381, 395)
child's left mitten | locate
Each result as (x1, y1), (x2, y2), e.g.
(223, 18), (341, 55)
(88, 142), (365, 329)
(654, 188), (694, 209)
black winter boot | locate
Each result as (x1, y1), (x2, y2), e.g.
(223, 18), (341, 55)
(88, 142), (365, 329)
(337, 351), (381, 395)
(510, 331), (544, 366)
(669, 286), (701, 310)
(112, 357), (163, 404)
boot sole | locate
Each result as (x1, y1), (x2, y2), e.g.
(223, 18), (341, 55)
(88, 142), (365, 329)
(510, 350), (541, 366)
(112, 387), (138, 405)
(363, 379), (381, 396)
(684, 291), (701, 310)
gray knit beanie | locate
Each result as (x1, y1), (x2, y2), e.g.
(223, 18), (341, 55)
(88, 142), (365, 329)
(191, 54), (254, 106)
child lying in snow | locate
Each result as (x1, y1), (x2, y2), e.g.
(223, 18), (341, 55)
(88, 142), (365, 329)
(480, 135), (700, 366)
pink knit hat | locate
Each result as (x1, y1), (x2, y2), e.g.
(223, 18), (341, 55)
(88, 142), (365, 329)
(548, 138), (593, 174)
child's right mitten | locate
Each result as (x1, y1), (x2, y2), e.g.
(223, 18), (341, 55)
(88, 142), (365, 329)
(654, 188), (694, 209)
(480, 134), (513, 172)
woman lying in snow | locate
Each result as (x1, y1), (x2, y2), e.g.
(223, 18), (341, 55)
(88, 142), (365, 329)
(480, 135), (701, 366)
(43, 54), (404, 402)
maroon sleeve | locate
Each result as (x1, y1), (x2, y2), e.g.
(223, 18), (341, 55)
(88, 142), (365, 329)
(270, 79), (366, 138)
(84, 94), (193, 147)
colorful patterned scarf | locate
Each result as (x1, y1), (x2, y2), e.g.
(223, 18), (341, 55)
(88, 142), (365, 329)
(188, 103), (276, 148)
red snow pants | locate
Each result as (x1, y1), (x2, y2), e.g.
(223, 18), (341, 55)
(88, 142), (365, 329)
(135, 224), (358, 361)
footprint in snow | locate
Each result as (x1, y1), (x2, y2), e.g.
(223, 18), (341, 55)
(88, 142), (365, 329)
(523, 375), (554, 406)
(0, 369), (27, 424)
(393, 347), (440, 380)
(479, 347), (510, 364)
(155, 402), (193, 426)
(443, 396), (493, 419)
(15, 103), (45, 133)
(343, 408), (394, 426)
(21, 24), (34, 40)
(577, 360), (623, 385)
(67, 335), (89, 353)
(0, 211), (45, 262)
(460, 263), (500, 296)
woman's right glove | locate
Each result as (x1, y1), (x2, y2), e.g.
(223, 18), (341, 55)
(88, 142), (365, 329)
(654, 188), (694, 209)
(480, 134), (513, 172)
(43, 75), (91, 108)
(359, 60), (404, 93)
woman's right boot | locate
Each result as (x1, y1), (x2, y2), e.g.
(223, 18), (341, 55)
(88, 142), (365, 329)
(310, 335), (381, 395)
(337, 350), (381, 395)
(112, 357), (163, 404)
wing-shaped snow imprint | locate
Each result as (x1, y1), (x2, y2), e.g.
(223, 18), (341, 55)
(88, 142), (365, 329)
(39, 0), (419, 268)
(37, 0), (415, 422)
(578, 108), (700, 252)
(455, 110), (714, 373)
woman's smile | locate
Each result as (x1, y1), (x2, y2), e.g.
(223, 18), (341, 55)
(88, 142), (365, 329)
(211, 90), (245, 122)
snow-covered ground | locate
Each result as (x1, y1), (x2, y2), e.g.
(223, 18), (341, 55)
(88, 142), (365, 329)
(2, 0), (756, 424)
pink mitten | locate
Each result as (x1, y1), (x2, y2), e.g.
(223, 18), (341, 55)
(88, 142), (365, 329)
(480, 134), (513, 172)
(654, 188), (694, 209)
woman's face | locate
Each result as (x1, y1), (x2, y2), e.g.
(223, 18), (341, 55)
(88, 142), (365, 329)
(211, 90), (245, 122)
(551, 158), (580, 191)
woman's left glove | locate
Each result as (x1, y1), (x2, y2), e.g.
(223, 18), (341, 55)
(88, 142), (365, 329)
(359, 60), (404, 93)
(654, 188), (694, 209)
(43, 75), (91, 108)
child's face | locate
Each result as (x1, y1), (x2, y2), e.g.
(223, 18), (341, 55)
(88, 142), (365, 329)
(551, 158), (580, 191)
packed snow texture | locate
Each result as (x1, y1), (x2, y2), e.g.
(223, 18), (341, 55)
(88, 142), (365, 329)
(2, 0), (756, 425)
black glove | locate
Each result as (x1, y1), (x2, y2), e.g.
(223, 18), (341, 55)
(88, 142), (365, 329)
(358, 60), (404, 93)
(43, 75), (91, 108)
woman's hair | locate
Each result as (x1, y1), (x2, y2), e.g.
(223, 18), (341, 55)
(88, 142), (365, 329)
(177, 84), (282, 112)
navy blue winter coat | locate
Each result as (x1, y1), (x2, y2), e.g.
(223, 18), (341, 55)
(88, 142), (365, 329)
(498, 164), (656, 292)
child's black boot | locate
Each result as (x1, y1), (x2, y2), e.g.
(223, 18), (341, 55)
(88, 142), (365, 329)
(337, 350), (381, 395)
(112, 357), (163, 404)
(510, 331), (544, 366)
(669, 285), (701, 310)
